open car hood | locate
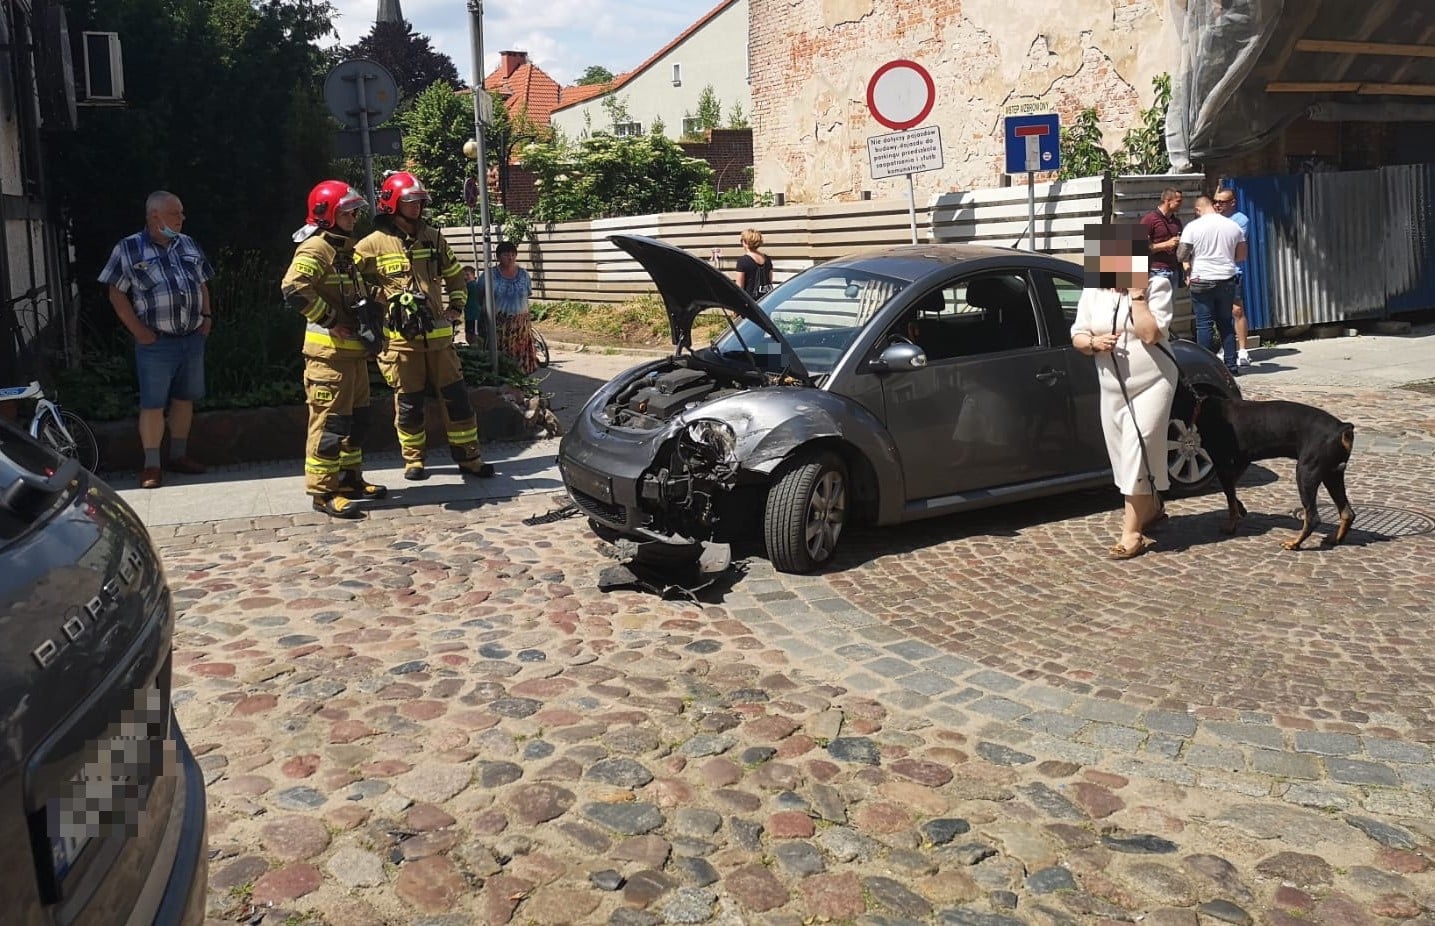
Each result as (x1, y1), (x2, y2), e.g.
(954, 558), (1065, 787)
(609, 234), (810, 383)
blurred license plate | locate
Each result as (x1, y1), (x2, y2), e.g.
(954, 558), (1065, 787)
(563, 460), (613, 504)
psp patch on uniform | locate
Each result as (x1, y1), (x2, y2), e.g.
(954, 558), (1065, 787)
(312, 387), (334, 402)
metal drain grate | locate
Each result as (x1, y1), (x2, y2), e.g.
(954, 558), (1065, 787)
(1289, 504), (1435, 538)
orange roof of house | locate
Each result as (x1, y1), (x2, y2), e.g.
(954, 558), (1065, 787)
(484, 60), (562, 126)
(551, 0), (738, 114)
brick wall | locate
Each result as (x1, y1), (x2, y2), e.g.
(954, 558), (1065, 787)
(749, 0), (1175, 203)
(678, 128), (755, 191)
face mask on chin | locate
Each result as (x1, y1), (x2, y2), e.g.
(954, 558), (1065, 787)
(161, 224), (181, 239)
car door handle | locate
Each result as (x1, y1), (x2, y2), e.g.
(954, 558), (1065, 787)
(1035, 368), (1066, 385)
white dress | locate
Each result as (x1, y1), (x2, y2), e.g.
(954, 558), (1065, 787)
(1070, 278), (1177, 496)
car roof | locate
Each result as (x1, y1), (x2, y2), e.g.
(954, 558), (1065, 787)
(820, 244), (1080, 282)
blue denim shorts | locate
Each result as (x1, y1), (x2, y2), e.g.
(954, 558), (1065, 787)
(135, 331), (206, 409)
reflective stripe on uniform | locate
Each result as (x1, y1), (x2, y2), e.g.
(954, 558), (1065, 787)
(382, 325), (453, 340)
(447, 426), (479, 445)
(305, 328), (367, 351)
(291, 255), (325, 277)
(410, 248), (434, 259)
(338, 449), (363, 467)
(302, 297), (330, 323)
(305, 456), (341, 475)
(397, 428), (426, 449)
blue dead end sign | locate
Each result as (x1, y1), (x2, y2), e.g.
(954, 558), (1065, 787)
(1004, 113), (1061, 175)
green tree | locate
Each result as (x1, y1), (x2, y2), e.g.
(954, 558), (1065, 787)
(575, 65), (614, 86)
(520, 134), (714, 222)
(682, 84), (723, 140)
(51, 0), (338, 286)
(1057, 107), (1114, 180)
(397, 80), (476, 218)
(726, 102), (748, 129)
(600, 94), (632, 129)
(345, 19), (459, 102)
(1117, 74), (1173, 175)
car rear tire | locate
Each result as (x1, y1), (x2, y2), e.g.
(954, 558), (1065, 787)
(1165, 391), (1218, 496)
(764, 450), (847, 574)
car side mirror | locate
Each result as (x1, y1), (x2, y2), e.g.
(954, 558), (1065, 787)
(875, 342), (927, 371)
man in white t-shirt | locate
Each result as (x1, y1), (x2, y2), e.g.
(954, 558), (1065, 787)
(1178, 194), (1247, 375)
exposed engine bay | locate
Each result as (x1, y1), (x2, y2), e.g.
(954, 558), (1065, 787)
(604, 355), (772, 430)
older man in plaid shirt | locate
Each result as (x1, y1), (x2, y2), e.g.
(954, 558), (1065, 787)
(99, 190), (215, 488)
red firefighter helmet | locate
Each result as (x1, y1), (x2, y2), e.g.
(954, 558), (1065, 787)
(306, 180), (366, 228)
(376, 171), (430, 214)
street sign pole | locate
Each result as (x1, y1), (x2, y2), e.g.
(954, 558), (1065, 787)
(907, 172), (918, 245)
(467, 0), (498, 373)
(1027, 173), (1035, 252)
(355, 74), (376, 209)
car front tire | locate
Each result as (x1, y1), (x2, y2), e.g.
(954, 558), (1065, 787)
(764, 450), (847, 574)
(1165, 391), (1218, 496)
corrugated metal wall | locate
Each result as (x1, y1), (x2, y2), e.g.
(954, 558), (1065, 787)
(1234, 165), (1435, 329)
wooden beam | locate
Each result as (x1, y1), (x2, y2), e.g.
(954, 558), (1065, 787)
(1357, 82), (1435, 97)
(1266, 82), (1362, 93)
(1266, 81), (1435, 97)
(1296, 39), (1435, 59)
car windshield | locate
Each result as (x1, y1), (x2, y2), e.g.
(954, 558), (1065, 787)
(708, 267), (911, 375)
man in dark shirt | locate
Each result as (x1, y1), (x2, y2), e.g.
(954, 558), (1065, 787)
(1140, 188), (1184, 287)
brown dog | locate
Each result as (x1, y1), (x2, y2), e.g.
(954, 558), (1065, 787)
(1192, 396), (1356, 549)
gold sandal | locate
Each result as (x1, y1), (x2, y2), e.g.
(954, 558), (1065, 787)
(1108, 537), (1155, 560)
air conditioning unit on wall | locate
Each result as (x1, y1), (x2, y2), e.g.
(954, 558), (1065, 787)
(81, 31), (124, 103)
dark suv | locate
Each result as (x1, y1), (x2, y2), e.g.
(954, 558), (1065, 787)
(0, 420), (207, 924)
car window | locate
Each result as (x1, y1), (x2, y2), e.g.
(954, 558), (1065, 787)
(894, 271), (1042, 362)
(715, 267), (909, 374)
(1051, 274), (1082, 328)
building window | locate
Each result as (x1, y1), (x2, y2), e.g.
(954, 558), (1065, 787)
(682, 117), (704, 138)
(671, 63), (681, 86)
(81, 31), (125, 101)
(613, 121), (643, 138)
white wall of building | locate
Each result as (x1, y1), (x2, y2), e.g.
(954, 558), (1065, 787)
(551, 0), (751, 143)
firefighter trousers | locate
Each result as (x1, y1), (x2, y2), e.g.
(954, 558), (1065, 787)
(303, 354), (374, 496)
(376, 344), (482, 467)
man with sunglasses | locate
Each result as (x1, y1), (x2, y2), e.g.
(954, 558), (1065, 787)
(1213, 184), (1253, 367)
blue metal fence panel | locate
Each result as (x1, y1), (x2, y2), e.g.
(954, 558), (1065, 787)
(1385, 162), (1435, 315)
(1233, 165), (1435, 329)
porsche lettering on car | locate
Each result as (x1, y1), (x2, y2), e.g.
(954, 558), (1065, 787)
(558, 234), (1240, 574)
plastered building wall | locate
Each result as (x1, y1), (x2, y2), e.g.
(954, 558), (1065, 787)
(749, 0), (1175, 202)
(550, 0), (751, 143)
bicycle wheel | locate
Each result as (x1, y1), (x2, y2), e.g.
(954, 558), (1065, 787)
(533, 331), (550, 368)
(40, 410), (100, 472)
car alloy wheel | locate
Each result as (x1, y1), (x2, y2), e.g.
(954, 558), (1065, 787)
(1166, 413), (1216, 495)
(764, 450), (847, 574)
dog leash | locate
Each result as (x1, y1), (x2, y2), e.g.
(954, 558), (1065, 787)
(1108, 293), (1169, 512)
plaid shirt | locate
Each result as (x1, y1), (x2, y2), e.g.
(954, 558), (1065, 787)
(98, 230), (215, 334)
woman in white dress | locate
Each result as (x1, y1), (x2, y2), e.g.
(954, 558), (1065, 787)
(1070, 244), (1178, 560)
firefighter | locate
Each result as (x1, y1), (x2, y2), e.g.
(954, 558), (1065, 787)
(354, 171), (494, 481)
(281, 180), (387, 519)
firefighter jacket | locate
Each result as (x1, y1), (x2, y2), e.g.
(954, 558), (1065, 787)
(353, 218), (466, 351)
(281, 230), (370, 360)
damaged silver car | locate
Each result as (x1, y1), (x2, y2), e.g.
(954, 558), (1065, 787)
(558, 235), (1240, 574)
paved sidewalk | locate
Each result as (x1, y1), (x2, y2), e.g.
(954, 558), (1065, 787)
(148, 336), (1435, 925)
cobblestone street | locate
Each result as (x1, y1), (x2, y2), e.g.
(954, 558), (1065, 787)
(163, 343), (1435, 925)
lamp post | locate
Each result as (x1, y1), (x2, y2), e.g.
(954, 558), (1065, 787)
(466, 0), (498, 373)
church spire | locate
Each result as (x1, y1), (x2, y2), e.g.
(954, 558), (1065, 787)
(376, 0), (403, 24)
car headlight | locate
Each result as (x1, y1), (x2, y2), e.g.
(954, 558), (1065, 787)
(683, 419), (737, 465)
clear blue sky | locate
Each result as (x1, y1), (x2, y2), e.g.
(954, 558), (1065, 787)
(328, 0), (726, 87)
